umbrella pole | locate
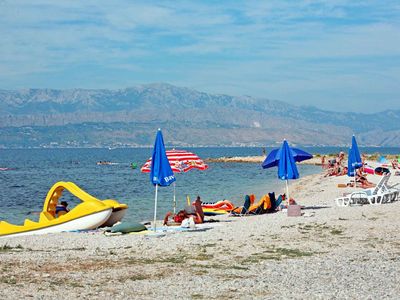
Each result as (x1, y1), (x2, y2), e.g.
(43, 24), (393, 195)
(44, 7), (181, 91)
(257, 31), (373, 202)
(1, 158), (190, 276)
(173, 181), (176, 215)
(286, 179), (290, 205)
(153, 184), (158, 232)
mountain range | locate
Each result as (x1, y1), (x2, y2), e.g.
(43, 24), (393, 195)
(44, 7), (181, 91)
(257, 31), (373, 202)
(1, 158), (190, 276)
(0, 83), (399, 148)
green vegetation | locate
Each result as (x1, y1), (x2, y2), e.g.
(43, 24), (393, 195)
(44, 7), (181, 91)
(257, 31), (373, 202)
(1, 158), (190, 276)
(245, 246), (314, 262)
(127, 255), (187, 265)
(69, 282), (84, 288)
(0, 244), (23, 253)
(70, 247), (86, 251)
(330, 229), (344, 235)
(0, 277), (17, 284)
(297, 222), (345, 237)
(129, 274), (152, 281)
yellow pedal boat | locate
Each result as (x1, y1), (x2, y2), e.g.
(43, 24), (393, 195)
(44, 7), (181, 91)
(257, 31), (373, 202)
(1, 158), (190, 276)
(0, 181), (128, 238)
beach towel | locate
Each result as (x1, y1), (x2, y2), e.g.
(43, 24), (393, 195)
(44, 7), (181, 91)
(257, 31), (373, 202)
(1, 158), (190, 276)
(110, 222), (147, 234)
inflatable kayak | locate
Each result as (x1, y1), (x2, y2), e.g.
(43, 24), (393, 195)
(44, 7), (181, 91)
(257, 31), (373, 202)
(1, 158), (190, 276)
(201, 200), (235, 216)
(0, 181), (128, 238)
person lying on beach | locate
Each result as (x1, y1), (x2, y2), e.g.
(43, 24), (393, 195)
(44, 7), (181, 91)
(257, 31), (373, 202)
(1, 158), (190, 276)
(163, 208), (203, 226)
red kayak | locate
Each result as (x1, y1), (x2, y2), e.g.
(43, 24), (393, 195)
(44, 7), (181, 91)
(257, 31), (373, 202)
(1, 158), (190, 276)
(201, 200), (235, 211)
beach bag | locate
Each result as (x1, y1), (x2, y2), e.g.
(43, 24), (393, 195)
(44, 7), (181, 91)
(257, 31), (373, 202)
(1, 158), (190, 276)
(181, 217), (195, 228)
(181, 218), (190, 228)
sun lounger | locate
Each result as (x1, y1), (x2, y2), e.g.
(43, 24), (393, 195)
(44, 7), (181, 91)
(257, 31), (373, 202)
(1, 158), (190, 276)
(248, 194), (271, 214)
(230, 195), (251, 216)
(381, 179), (399, 202)
(349, 189), (392, 205)
(335, 173), (393, 206)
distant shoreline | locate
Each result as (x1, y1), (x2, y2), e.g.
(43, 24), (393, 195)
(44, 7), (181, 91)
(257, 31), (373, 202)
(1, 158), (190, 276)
(206, 156), (327, 165)
(206, 153), (400, 164)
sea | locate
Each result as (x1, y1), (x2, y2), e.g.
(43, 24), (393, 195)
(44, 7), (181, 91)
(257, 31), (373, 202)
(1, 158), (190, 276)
(1, 146), (399, 225)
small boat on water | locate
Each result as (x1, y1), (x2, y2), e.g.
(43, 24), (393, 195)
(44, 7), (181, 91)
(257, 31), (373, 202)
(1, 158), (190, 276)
(96, 161), (118, 165)
(0, 181), (128, 238)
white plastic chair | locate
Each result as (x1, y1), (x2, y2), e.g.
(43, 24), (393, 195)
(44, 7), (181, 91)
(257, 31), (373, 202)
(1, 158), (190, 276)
(335, 173), (391, 206)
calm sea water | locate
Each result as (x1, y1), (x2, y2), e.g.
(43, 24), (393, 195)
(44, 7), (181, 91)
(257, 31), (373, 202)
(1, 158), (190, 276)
(0, 146), (398, 224)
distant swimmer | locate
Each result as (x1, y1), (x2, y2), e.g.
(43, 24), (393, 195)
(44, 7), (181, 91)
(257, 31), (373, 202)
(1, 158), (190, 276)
(97, 161), (111, 165)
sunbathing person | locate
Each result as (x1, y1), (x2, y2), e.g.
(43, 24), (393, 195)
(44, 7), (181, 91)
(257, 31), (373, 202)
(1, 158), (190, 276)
(163, 208), (203, 226)
(192, 196), (205, 223)
(392, 160), (399, 169)
(338, 166), (348, 176)
(324, 162), (341, 177)
(356, 168), (375, 188)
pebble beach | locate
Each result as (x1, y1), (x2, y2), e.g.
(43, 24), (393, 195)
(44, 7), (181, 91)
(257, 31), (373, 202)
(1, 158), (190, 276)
(1, 169), (400, 299)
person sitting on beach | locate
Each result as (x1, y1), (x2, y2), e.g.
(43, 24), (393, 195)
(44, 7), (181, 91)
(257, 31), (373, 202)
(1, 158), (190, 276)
(392, 159), (399, 169)
(336, 166), (348, 176)
(338, 151), (345, 165)
(328, 158), (336, 168)
(55, 201), (69, 217)
(324, 161), (340, 177)
(356, 168), (375, 188)
(192, 196), (205, 223)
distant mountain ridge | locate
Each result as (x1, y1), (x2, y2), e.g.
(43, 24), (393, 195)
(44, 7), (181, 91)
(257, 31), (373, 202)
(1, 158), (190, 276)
(0, 83), (399, 148)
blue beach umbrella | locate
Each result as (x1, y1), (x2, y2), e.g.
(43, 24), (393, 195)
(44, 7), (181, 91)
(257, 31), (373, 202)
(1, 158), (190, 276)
(262, 140), (312, 201)
(351, 135), (362, 166)
(347, 147), (356, 177)
(262, 144), (313, 168)
(150, 129), (176, 230)
(347, 135), (363, 185)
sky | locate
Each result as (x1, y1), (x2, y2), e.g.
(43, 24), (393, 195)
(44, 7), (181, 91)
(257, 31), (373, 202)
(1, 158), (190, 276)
(0, 1), (399, 113)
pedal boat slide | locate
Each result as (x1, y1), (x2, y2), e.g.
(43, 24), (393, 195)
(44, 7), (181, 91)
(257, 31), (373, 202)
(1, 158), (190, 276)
(0, 181), (128, 238)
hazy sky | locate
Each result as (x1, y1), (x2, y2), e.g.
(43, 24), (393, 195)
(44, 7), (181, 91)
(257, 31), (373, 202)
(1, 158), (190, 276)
(0, 1), (399, 113)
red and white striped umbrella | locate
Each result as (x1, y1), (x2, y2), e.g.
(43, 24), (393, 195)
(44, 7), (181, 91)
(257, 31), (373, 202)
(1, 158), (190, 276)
(141, 150), (208, 173)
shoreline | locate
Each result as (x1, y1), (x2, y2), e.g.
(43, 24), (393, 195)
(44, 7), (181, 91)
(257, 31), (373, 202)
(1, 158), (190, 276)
(206, 153), (400, 165)
(1, 169), (400, 299)
(206, 155), (326, 165)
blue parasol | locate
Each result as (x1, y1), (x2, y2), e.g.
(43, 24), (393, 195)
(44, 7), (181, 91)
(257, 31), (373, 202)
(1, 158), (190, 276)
(351, 135), (362, 166)
(262, 144), (313, 169)
(149, 129), (175, 230)
(347, 135), (363, 186)
(278, 140), (300, 181)
(262, 140), (312, 201)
